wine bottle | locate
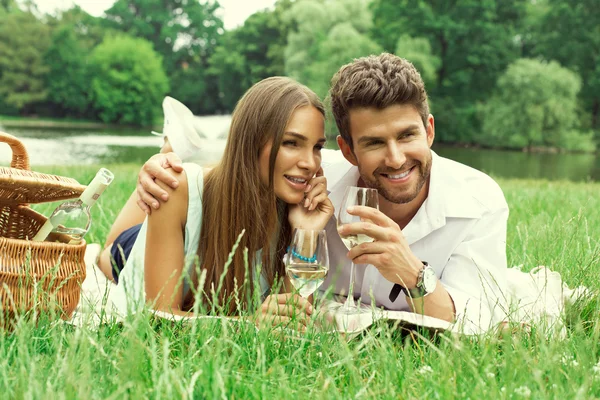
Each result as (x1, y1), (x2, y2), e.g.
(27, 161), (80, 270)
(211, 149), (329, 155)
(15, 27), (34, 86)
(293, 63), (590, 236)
(32, 168), (114, 243)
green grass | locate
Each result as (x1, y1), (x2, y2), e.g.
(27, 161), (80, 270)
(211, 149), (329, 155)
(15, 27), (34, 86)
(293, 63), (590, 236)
(2, 164), (600, 399)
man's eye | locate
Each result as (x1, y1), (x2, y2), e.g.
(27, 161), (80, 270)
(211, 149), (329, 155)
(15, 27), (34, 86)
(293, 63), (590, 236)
(314, 144), (324, 151)
(366, 140), (383, 147)
(400, 132), (417, 140)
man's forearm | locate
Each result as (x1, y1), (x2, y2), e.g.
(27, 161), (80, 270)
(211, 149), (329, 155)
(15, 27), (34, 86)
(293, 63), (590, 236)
(405, 282), (455, 322)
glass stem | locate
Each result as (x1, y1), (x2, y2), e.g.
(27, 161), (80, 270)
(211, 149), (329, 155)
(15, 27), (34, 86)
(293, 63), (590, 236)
(343, 261), (356, 310)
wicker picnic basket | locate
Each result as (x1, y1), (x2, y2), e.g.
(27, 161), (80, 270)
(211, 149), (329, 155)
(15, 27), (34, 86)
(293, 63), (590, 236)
(0, 132), (88, 325)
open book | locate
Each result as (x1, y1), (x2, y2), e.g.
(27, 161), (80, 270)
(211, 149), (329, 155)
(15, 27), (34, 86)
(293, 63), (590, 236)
(320, 299), (457, 338)
(149, 300), (458, 339)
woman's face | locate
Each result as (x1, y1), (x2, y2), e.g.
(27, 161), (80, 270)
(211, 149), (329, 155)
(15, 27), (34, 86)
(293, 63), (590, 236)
(259, 105), (326, 204)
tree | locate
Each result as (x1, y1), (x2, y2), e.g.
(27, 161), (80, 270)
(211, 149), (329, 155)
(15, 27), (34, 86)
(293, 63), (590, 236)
(534, 0), (600, 132)
(208, 0), (293, 111)
(394, 35), (440, 89)
(89, 35), (169, 125)
(104, 0), (223, 71)
(44, 26), (91, 117)
(370, 0), (528, 143)
(104, 0), (224, 114)
(0, 12), (51, 114)
(284, 0), (381, 100)
(480, 59), (593, 152)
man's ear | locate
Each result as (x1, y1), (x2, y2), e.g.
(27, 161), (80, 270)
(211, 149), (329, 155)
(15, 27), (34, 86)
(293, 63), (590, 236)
(426, 114), (435, 148)
(337, 135), (358, 166)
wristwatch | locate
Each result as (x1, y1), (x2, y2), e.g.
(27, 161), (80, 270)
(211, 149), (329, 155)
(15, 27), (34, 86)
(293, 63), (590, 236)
(389, 262), (437, 302)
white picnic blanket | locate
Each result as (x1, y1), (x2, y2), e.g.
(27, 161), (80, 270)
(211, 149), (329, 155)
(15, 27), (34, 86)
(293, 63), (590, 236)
(73, 244), (589, 335)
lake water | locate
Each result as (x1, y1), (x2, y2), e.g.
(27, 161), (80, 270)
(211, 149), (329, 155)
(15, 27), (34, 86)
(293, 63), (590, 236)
(1, 116), (599, 182)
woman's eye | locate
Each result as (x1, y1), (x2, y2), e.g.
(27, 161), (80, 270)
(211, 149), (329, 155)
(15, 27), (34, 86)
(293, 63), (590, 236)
(282, 140), (297, 147)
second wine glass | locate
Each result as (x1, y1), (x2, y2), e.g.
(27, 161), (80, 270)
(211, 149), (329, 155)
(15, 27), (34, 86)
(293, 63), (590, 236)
(285, 229), (329, 298)
(337, 186), (379, 314)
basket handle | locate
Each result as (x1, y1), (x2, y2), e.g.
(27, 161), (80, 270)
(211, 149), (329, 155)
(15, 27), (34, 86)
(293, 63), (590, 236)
(0, 131), (30, 170)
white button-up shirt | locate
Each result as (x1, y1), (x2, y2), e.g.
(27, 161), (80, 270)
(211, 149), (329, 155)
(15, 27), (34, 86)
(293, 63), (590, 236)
(320, 149), (509, 333)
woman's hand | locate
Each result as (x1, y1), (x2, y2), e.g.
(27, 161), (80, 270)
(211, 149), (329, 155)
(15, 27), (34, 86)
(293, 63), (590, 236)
(136, 152), (184, 214)
(254, 293), (313, 331)
(287, 168), (334, 231)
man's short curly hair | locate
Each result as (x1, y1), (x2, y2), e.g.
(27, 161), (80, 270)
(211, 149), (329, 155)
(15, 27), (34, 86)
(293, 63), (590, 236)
(329, 53), (430, 149)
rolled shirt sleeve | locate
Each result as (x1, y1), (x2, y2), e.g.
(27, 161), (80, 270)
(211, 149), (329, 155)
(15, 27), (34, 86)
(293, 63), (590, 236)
(440, 206), (509, 334)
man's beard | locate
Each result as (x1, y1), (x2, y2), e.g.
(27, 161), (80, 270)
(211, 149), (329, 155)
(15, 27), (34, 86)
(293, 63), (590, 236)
(359, 157), (432, 204)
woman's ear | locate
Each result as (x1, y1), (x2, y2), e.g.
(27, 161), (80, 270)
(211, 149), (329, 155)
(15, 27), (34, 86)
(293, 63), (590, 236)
(336, 135), (358, 166)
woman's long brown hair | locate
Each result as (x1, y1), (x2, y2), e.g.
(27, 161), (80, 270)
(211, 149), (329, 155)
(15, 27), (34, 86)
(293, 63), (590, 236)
(184, 77), (324, 313)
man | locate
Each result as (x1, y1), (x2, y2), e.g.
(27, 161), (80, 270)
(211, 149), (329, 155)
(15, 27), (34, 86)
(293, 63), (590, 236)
(137, 53), (509, 333)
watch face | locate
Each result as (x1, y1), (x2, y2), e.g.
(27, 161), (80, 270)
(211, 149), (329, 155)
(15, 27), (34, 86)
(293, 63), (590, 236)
(422, 267), (437, 293)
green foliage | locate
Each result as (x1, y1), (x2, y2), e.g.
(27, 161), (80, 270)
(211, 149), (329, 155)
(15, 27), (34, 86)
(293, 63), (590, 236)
(285, 0), (382, 100)
(44, 26), (91, 117)
(480, 59), (589, 151)
(208, 1), (293, 111)
(533, 0), (600, 131)
(370, 0), (527, 142)
(48, 6), (114, 50)
(88, 35), (169, 126)
(394, 34), (440, 88)
(104, 0), (224, 114)
(104, 0), (223, 70)
(0, 12), (51, 114)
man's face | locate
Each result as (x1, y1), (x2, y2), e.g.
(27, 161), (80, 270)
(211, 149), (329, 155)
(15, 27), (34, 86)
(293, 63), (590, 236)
(337, 104), (435, 204)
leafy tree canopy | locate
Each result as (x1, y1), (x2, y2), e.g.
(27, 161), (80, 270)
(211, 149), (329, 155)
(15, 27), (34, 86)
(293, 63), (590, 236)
(104, 0), (224, 72)
(89, 34), (169, 125)
(285, 0), (381, 100)
(480, 59), (593, 152)
(534, 0), (600, 130)
(0, 11), (51, 114)
(208, 0), (293, 111)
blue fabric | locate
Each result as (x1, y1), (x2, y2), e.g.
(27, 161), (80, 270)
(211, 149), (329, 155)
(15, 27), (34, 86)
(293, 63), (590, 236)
(110, 223), (142, 283)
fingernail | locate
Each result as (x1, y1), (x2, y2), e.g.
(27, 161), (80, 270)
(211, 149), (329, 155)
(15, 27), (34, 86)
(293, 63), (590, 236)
(347, 206), (355, 212)
(161, 194), (168, 201)
(171, 181), (179, 188)
(304, 198), (309, 207)
(305, 184), (312, 192)
(152, 202), (159, 209)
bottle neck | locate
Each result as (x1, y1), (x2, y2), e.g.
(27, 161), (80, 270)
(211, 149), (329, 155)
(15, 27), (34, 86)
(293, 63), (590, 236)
(79, 182), (108, 207)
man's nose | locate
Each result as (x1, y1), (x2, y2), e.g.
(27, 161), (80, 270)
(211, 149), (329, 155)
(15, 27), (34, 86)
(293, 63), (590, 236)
(385, 143), (405, 169)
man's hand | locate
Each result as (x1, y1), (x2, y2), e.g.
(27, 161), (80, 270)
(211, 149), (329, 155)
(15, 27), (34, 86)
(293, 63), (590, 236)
(254, 293), (313, 331)
(136, 152), (184, 214)
(287, 168), (334, 231)
(337, 205), (423, 288)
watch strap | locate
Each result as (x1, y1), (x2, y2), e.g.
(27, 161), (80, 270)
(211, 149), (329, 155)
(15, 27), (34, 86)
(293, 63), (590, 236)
(388, 261), (430, 301)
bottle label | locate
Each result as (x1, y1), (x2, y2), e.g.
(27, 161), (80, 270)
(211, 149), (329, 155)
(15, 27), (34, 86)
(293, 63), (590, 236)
(31, 221), (55, 242)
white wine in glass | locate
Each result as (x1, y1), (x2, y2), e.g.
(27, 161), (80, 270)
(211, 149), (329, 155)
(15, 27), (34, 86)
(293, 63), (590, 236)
(285, 229), (329, 298)
(337, 186), (379, 314)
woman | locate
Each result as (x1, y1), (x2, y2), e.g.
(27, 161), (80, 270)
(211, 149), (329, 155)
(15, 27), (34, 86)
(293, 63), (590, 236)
(98, 77), (332, 325)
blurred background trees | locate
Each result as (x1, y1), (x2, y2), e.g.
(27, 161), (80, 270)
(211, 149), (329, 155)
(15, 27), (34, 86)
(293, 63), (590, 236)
(0, 0), (597, 152)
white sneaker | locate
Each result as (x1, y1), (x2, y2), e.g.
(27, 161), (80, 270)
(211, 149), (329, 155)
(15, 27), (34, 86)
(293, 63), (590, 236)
(151, 96), (204, 161)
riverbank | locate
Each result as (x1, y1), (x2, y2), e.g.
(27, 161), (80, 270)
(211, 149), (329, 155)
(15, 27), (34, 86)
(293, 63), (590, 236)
(10, 163), (600, 398)
(0, 115), (160, 130)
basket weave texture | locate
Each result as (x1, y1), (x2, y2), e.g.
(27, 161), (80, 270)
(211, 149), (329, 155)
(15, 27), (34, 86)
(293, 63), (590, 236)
(0, 132), (87, 323)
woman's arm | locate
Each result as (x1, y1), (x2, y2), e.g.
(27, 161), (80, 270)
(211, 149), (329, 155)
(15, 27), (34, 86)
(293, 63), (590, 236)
(144, 167), (189, 313)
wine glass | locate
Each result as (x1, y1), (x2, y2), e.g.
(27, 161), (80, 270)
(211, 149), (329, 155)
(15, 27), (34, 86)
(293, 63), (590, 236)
(337, 186), (379, 314)
(285, 229), (329, 298)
